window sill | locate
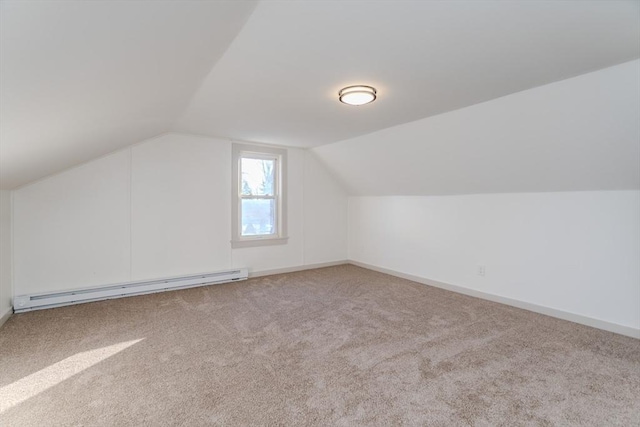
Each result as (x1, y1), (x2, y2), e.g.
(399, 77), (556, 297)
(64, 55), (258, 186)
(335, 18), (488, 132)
(231, 237), (289, 249)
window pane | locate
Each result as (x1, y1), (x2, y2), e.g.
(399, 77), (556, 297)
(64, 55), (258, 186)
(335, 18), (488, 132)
(241, 199), (276, 236)
(241, 157), (275, 196)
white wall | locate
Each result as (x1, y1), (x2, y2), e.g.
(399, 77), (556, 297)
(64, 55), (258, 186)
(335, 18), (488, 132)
(349, 191), (640, 334)
(303, 151), (348, 265)
(131, 134), (232, 280)
(12, 133), (348, 297)
(13, 152), (131, 294)
(0, 190), (12, 324)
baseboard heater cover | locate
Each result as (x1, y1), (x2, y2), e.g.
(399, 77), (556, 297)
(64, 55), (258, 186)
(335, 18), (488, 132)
(13, 268), (249, 313)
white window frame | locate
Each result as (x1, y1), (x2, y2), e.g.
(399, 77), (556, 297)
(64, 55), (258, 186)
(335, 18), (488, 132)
(231, 143), (288, 249)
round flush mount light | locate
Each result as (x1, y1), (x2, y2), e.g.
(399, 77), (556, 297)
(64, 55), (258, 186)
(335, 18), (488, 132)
(338, 85), (377, 106)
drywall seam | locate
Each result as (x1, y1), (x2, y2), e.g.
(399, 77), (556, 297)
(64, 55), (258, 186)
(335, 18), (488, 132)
(128, 147), (133, 281)
(10, 190), (14, 316)
(301, 152), (306, 266)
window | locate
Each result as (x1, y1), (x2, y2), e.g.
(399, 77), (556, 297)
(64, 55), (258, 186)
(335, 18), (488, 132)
(232, 144), (287, 248)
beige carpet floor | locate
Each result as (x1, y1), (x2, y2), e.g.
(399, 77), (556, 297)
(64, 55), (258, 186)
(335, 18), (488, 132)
(1, 265), (639, 426)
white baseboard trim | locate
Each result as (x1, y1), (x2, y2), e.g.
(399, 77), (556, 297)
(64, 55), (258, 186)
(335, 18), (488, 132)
(349, 260), (640, 339)
(0, 306), (12, 329)
(249, 260), (349, 278)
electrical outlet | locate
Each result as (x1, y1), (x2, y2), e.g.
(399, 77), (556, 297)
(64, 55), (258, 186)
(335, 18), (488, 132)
(477, 265), (486, 276)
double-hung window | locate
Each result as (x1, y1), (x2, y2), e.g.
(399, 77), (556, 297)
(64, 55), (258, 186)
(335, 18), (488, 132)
(231, 144), (288, 248)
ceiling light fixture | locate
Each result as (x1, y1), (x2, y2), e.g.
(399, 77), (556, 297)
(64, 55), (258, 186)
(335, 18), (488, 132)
(338, 85), (377, 106)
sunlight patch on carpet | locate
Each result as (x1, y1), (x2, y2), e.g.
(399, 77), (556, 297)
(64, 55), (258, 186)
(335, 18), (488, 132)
(0, 338), (144, 413)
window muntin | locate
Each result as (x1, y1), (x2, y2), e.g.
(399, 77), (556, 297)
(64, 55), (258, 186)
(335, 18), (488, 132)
(231, 143), (288, 248)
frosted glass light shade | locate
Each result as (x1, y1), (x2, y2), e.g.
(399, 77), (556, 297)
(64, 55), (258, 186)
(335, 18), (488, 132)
(339, 85), (377, 106)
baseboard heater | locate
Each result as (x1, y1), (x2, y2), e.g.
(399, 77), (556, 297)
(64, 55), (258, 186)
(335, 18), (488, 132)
(13, 268), (249, 313)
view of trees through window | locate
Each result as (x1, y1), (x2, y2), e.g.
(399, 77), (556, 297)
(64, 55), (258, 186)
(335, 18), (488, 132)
(240, 157), (276, 236)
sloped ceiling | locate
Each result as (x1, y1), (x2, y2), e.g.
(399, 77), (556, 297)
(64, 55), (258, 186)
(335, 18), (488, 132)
(1, 0), (639, 190)
(176, 0), (640, 148)
(0, 0), (258, 189)
(313, 60), (640, 196)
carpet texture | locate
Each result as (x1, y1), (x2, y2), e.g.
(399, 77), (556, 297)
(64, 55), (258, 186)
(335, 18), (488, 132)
(1, 265), (639, 426)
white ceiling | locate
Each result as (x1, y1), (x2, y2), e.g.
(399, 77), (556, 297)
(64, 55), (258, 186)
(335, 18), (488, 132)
(1, 0), (639, 189)
(176, 0), (640, 146)
(313, 60), (640, 196)
(0, 0), (257, 189)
